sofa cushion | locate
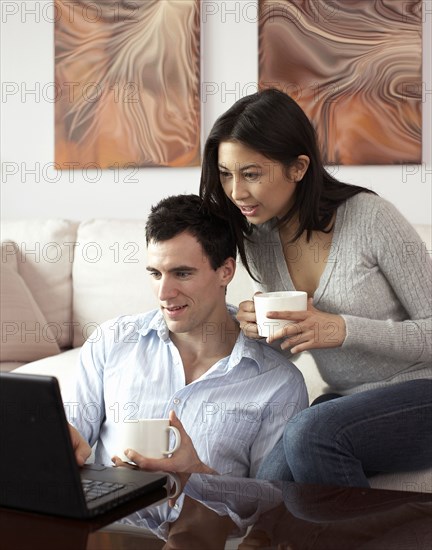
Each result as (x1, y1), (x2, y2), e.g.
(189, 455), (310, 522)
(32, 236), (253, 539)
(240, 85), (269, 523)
(72, 219), (158, 347)
(1, 246), (61, 362)
(369, 469), (432, 493)
(72, 219), (257, 348)
(413, 224), (431, 248)
(0, 361), (25, 373)
(226, 260), (256, 310)
(0, 220), (78, 348)
(2, 241), (19, 270)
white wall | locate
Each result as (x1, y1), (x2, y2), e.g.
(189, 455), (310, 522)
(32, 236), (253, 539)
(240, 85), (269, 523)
(1, 1), (431, 224)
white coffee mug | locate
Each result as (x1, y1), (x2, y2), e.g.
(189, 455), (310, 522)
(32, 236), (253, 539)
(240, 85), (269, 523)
(114, 418), (181, 463)
(253, 291), (308, 338)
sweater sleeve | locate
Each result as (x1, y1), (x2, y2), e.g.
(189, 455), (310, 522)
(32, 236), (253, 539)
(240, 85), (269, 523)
(342, 200), (432, 363)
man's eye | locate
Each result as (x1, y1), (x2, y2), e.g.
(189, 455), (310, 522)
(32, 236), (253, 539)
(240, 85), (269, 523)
(176, 271), (190, 279)
(148, 271), (161, 279)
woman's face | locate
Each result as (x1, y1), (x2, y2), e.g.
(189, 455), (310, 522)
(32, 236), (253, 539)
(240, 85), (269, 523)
(217, 141), (309, 225)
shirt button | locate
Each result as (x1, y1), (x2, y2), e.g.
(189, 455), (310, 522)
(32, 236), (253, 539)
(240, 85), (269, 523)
(173, 398), (180, 405)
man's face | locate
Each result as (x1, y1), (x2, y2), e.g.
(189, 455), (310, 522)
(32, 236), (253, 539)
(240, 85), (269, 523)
(146, 231), (231, 337)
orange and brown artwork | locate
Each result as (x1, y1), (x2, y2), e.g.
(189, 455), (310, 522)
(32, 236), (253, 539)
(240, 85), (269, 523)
(259, 0), (422, 165)
(55, 0), (201, 168)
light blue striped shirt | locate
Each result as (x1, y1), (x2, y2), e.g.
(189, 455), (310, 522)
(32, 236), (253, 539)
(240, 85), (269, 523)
(68, 308), (308, 477)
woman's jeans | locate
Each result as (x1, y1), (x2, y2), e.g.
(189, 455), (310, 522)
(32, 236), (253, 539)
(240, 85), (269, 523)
(257, 379), (432, 488)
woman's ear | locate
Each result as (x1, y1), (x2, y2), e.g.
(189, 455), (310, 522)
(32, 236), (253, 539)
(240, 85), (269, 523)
(287, 155), (310, 182)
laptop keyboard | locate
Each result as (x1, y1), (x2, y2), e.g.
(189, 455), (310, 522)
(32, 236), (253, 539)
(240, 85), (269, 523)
(81, 479), (125, 502)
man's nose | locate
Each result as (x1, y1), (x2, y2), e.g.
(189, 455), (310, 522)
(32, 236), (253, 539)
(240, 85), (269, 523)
(158, 276), (178, 301)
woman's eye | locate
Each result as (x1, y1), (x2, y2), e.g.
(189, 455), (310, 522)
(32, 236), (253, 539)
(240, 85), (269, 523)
(244, 172), (260, 181)
(219, 170), (231, 179)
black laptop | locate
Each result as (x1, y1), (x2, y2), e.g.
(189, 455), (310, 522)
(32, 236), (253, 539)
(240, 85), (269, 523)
(0, 373), (168, 519)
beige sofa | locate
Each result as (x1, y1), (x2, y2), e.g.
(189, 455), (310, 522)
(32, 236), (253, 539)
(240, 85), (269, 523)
(1, 218), (431, 493)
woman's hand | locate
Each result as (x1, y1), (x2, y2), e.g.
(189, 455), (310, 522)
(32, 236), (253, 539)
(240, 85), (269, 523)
(267, 298), (346, 353)
(236, 294), (262, 339)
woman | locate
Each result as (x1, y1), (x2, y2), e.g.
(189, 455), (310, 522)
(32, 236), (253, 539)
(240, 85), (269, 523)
(199, 88), (432, 487)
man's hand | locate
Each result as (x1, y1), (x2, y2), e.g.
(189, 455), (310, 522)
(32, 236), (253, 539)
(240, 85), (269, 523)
(111, 410), (217, 475)
(68, 424), (91, 466)
(267, 298), (346, 353)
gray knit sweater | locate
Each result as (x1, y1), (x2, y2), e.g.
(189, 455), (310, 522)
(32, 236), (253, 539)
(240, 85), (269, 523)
(245, 193), (432, 394)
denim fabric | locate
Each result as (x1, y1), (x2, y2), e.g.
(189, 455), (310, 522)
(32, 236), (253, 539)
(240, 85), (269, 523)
(257, 379), (432, 487)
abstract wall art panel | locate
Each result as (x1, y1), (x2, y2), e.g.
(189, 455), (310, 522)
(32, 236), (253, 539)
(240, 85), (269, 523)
(259, 0), (422, 165)
(55, 0), (201, 168)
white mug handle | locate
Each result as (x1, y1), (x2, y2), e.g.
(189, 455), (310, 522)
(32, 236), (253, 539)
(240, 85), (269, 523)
(165, 472), (182, 499)
(163, 425), (181, 457)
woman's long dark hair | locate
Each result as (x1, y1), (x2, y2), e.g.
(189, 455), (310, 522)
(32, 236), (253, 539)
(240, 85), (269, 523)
(199, 88), (375, 277)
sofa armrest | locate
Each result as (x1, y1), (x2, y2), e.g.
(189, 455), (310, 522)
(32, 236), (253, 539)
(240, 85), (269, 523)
(12, 348), (81, 402)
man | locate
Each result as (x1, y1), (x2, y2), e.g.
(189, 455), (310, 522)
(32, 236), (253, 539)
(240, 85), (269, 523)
(70, 195), (308, 477)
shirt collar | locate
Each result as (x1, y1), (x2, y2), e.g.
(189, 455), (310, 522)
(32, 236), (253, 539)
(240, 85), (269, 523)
(137, 306), (264, 373)
(138, 309), (170, 341)
(227, 329), (264, 374)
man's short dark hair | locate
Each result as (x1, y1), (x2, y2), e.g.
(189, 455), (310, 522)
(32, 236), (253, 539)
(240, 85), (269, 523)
(145, 194), (236, 270)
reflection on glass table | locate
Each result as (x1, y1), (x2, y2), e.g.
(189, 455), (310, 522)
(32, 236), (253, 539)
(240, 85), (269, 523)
(1, 473), (431, 549)
(105, 473), (432, 550)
